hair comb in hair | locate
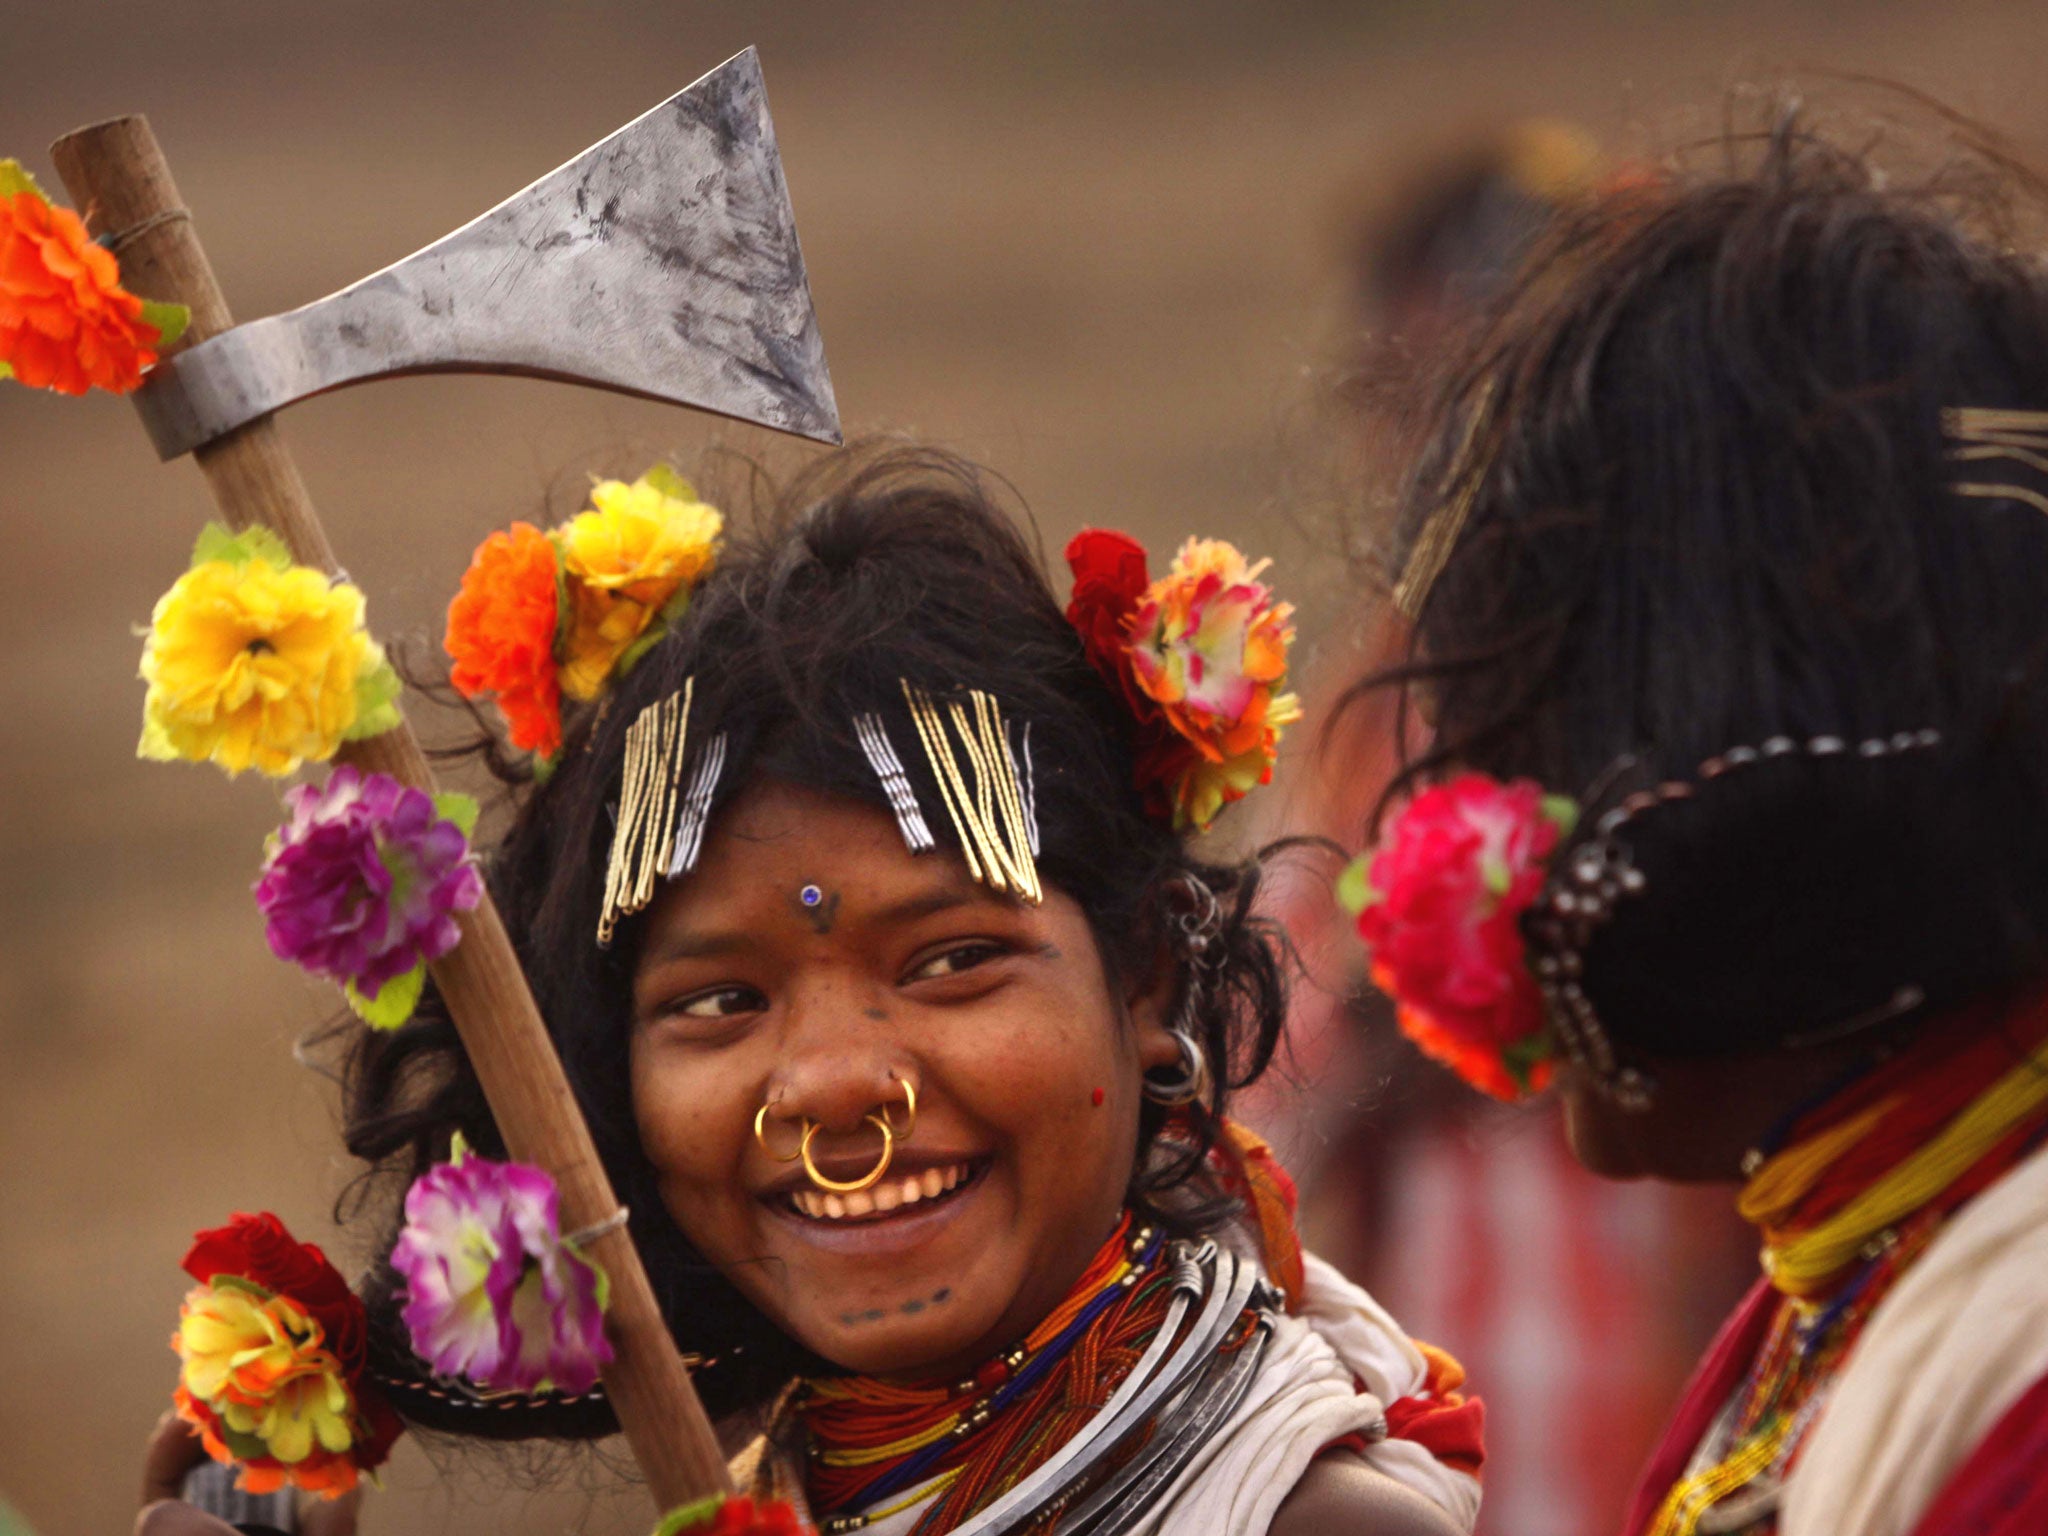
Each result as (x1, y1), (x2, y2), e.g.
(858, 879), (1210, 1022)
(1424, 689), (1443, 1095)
(1063, 529), (1299, 833)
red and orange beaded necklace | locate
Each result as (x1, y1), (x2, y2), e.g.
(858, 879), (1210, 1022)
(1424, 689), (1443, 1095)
(799, 1213), (1178, 1535)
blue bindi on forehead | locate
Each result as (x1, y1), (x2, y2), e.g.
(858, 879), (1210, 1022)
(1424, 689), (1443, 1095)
(800, 884), (824, 908)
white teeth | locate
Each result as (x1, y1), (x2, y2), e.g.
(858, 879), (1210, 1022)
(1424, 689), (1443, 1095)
(788, 1163), (975, 1220)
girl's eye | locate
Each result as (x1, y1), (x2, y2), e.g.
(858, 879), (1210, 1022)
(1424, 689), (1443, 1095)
(673, 985), (768, 1019)
(904, 941), (1006, 983)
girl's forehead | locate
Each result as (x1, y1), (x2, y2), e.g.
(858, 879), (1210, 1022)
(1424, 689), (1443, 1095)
(641, 780), (988, 930)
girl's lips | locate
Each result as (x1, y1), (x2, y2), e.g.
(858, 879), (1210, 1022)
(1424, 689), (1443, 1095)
(762, 1158), (992, 1257)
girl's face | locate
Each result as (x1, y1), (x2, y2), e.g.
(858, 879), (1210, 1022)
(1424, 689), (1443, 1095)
(629, 780), (1179, 1378)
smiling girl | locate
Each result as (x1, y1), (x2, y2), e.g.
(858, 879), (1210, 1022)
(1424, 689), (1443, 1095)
(239, 447), (1487, 1536)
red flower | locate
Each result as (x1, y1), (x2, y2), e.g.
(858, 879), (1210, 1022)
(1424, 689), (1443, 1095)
(183, 1212), (367, 1378)
(704, 1497), (809, 1535)
(1064, 529), (1198, 819)
(174, 1212), (403, 1495)
(1350, 774), (1571, 1099)
(658, 1495), (811, 1535)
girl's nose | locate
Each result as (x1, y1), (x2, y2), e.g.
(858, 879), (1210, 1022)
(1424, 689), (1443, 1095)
(765, 979), (916, 1134)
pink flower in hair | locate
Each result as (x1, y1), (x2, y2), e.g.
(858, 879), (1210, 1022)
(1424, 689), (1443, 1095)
(1339, 773), (1574, 1099)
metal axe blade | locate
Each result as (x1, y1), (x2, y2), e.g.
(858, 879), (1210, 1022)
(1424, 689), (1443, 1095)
(133, 46), (840, 458)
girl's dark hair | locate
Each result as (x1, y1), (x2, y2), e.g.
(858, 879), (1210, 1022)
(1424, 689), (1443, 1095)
(342, 444), (1286, 1435)
(1367, 109), (2048, 1066)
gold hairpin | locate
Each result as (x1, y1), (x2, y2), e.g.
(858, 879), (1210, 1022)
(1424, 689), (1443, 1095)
(1942, 407), (2048, 518)
(1393, 376), (1499, 620)
(598, 677), (692, 946)
(900, 681), (1042, 904)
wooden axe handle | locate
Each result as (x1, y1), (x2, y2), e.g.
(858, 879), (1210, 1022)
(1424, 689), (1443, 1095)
(51, 115), (732, 1512)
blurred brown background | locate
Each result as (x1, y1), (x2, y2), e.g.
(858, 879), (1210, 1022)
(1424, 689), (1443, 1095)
(5, 3), (2048, 1534)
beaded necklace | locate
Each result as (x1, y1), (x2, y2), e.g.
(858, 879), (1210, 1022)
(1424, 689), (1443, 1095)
(1647, 996), (2048, 1536)
(801, 1215), (1172, 1534)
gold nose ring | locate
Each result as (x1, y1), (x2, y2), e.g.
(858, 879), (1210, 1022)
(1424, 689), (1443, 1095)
(754, 1103), (802, 1163)
(885, 1076), (918, 1139)
(800, 1114), (896, 1194)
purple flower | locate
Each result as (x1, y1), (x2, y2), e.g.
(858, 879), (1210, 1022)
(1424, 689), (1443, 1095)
(254, 766), (483, 999)
(391, 1141), (612, 1394)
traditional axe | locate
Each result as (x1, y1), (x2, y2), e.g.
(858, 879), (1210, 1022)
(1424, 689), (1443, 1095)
(53, 45), (836, 1516)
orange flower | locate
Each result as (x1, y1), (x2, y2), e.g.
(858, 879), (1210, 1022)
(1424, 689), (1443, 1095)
(0, 187), (162, 395)
(445, 522), (563, 758)
(1126, 538), (1300, 830)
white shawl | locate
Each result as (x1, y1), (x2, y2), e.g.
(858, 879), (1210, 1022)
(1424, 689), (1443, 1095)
(1781, 1138), (2048, 1536)
(1115, 1252), (1480, 1535)
(763, 1251), (1481, 1536)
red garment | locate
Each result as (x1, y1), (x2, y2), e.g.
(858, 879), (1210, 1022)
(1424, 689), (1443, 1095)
(1905, 1370), (2048, 1536)
(1618, 1282), (1777, 1536)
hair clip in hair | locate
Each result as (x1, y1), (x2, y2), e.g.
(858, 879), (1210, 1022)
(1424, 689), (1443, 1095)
(854, 712), (936, 854)
(598, 679), (731, 945)
(1393, 378), (1497, 620)
(898, 682), (1042, 903)
(1943, 406), (2048, 518)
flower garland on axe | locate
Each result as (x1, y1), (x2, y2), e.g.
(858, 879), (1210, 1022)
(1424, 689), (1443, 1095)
(37, 45), (839, 1519)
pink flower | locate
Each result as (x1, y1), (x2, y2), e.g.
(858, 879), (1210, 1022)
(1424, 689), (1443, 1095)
(391, 1139), (612, 1394)
(1341, 774), (1574, 1099)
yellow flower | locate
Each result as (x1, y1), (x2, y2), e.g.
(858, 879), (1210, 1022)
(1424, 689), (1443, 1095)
(218, 1363), (357, 1464)
(177, 1283), (314, 1405)
(556, 466), (722, 700)
(140, 543), (388, 778)
(175, 1283), (357, 1465)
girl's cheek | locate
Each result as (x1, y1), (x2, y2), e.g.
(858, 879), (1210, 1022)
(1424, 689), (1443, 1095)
(633, 1062), (741, 1186)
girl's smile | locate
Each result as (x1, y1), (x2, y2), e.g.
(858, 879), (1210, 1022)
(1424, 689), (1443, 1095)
(628, 779), (1178, 1377)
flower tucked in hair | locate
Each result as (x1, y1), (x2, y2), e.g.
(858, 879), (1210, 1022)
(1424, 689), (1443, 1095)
(0, 158), (187, 395)
(445, 466), (722, 759)
(558, 466), (723, 699)
(391, 1134), (613, 1395)
(254, 766), (483, 1029)
(1065, 530), (1299, 832)
(654, 1496), (811, 1536)
(1339, 773), (1575, 1100)
(172, 1213), (402, 1499)
(139, 525), (401, 778)
(446, 521), (563, 757)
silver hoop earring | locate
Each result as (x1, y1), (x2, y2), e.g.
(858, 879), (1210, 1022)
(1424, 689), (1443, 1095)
(1144, 1026), (1211, 1107)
